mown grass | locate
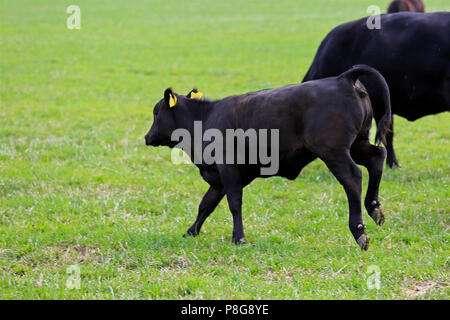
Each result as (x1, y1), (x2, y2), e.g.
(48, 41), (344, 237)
(0, 0), (449, 299)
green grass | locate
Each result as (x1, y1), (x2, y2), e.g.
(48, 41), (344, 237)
(0, 0), (449, 299)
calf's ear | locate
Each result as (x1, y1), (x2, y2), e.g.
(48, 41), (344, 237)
(164, 88), (177, 108)
(186, 89), (197, 98)
(187, 88), (203, 100)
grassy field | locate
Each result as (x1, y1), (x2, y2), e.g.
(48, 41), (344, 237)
(0, 0), (449, 299)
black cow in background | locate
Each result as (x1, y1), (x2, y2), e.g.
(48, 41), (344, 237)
(387, 0), (425, 13)
(145, 65), (391, 250)
(303, 12), (450, 168)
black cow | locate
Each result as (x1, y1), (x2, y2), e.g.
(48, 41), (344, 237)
(145, 65), (391, 250)
(387, 0), (425, 13)
(303, 12), (450, 168)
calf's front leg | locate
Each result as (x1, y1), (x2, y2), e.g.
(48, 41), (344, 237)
(218, 165), (246, 244)
(184, 186), (224, 237)
(226, 188), (245, 244)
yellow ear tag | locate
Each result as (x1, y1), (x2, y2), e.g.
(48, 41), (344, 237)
(169, 94), (177, 108)
(190, 91), (203, 100)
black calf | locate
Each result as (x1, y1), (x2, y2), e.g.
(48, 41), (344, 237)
(145, 65), (391, 250)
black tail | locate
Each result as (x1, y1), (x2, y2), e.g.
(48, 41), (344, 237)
(339, 64), (392, 145)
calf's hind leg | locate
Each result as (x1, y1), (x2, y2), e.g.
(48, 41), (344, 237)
(350, 139), (386, 226)
(321, 151), (369, 250)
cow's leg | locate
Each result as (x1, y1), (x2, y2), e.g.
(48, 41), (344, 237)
(385, 116), (400, 168)
(321, 151), (369, 250)
(184, 186), (224, 237)
(350, 139), (386, 226)
(373, 104), (398, 168)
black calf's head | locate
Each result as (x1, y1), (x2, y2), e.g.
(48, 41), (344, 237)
(145, 88), (203, 147)
(145, 88), (179, 147)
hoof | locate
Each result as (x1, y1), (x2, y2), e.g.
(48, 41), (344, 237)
(183, 228), (198, 238)
(370, 207), (385, 226)
(357, 234), (370, 251)
(387, 161), (400, 169)
(232, 237), (246, 245)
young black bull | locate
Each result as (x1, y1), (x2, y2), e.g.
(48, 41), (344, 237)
(145, 65), (391, 250)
